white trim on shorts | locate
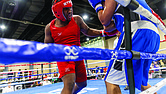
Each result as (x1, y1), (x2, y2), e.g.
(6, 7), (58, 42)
(105, 20), (159, 85)
(105, 59), (127, 85)
(130, 20), (159, 38)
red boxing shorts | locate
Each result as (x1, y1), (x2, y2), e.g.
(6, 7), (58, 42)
(57, 60), (87, 83)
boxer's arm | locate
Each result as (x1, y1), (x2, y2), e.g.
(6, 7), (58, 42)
(103, 19), (116, 31)
(98, 0), (117, 26)
(78, 15), (101, 37)
(44, 24), (54, 43)
(76, 15), (117, 37)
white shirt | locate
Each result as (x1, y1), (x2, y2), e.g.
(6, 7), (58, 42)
(43, 80), (51, 86)
(2, 86), (14, 93)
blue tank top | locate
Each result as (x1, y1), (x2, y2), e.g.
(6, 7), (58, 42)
(113, 0), (156, 33)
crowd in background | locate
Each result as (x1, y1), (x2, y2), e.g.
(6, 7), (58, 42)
(1, 59), (166, 93)
(149, 59), (166, 78)
(87, 59), (166, 80)
(0, 71), (61, 93)
(87, 66), (107, 80)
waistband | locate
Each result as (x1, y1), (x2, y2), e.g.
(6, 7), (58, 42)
(131, 20), (159, 37)
(120, 20), (159, 49)
(123, 20), (159, 37)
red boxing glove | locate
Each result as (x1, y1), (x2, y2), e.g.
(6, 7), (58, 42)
(151, 8), (165, 26)
(100, 30), (118, 37)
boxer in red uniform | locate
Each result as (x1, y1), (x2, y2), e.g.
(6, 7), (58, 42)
(44, 0), (117, 94)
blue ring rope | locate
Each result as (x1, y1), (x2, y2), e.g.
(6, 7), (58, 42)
(0, 38), (166, 64)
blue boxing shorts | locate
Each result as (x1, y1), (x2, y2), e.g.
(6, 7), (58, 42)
(105, 20), (160, 90)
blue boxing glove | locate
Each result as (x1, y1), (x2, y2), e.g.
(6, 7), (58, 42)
(88, 0), (104, 13)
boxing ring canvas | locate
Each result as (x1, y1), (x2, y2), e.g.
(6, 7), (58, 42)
(4, 78), (166, 94)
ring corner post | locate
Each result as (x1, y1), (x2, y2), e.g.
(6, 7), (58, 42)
(124, 7), (135, 94)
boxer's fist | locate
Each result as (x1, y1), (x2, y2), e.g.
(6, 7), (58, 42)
(88, 0), (104, 13)
(100, 30), (118, 37)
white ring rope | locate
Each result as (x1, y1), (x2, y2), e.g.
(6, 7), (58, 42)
(139, 78), (166, 94)
(86, 60), (166, 94)
(0, 67), (58, 74)
(0, 60), (165, 93)
(0, 76), (59, 88)
(158, 48), (166, 52)
(149, 67), (166, 71)
(0, 80), (42, 88)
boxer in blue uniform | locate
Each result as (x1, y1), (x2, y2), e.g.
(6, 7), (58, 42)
(88, 0), (164, 93)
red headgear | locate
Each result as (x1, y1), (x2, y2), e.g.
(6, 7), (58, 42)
(52, 0), (73, 21)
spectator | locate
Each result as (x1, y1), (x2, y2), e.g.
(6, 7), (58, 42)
(54, 73), (58, 77)
(103, 67), (108, 73)
(154, 61), (160, 71)
(24, 69), (28, 79)
(43, 74), (47, 79)
(54, 71), (58, 77)
(8, 70), (13, 81)
(2, 82), (14, 93)
(149, 68), (153, 79)
(153, 61), (162, 78)
(91, 70), (97, 79)
(162, 59), (166, 66)
(95, 66), (100, 73)
(42, 79), (52, 86)
(32, 81), (41, 87)
(159, 60), (165, 67)
(96, 72), (102, 80)
(17, 69), (22, 80)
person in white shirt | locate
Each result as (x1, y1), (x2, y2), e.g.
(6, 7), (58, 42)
(2, 82), (14, 93)
(42, 79), (51, 86)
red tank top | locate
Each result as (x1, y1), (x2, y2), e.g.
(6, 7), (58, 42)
(50, 18), (81, 46)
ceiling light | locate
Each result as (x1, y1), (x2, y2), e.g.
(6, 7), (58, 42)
(0, 25), (6, 30)
(83, 15), (88, 20)
(90, 17), (94, 20)
(8, 2), (16, 6)
(86, 37), (89, 41)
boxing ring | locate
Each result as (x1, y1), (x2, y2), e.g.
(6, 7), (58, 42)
(0, 78), (165, 94)
(0, 0), (166, 94)
(0, 37), (166, 94)
(0, 60), (166, 94)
